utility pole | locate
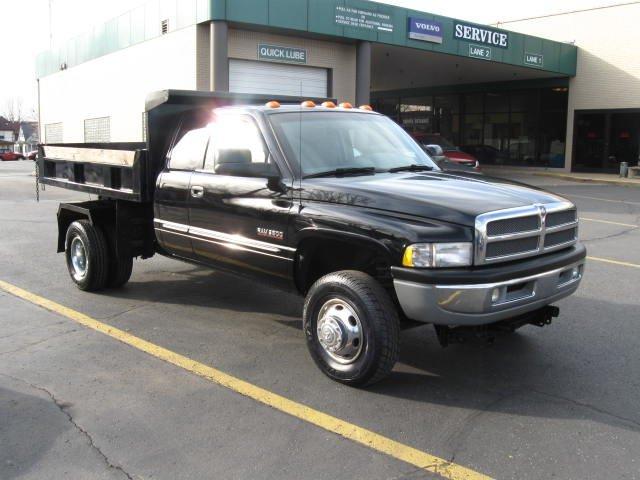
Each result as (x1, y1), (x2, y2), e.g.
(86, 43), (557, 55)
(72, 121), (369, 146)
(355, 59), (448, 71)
(48, 0), (53, 47)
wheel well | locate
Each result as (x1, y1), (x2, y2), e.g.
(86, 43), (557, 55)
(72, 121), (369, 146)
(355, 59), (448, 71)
(295, 237), (392, 294)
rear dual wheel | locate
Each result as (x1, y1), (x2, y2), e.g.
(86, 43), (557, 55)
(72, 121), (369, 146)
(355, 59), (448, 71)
(303, 271), (400, 386)
(65, 220), (132, 291)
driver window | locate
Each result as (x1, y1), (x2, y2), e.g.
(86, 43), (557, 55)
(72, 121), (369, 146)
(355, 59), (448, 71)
(204, 116), (273, 177)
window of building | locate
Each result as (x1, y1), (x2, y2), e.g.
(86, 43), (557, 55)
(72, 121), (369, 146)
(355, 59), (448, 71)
(142, 112), (148, 142)
(84, 117), (110, 143)
(168, 128), (209, 171)
(400, 97), (433, 133)
(45, 123), (63, 143)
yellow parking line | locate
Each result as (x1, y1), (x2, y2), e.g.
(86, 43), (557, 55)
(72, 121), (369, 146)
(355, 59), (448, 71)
(587, 256), (640, 269)
(580, 217), (638, 228)
(0, 280), (491, 480)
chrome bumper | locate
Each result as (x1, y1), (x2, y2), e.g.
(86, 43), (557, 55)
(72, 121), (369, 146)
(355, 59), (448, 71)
(393, 260), (585, 326)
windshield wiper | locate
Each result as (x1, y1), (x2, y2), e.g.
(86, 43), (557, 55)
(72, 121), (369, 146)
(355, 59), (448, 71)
(303, 166), (376, 179)
(387, 164), (434, 173)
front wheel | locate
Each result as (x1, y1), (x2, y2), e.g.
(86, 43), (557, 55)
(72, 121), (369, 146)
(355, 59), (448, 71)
(303, 271), (400, 386)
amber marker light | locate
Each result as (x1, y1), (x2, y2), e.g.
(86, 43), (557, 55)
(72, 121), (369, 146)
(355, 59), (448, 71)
(265, 101), (281, 108)
(339, 102), (353, 109)
(301, 100), (316, 107)
(321, 101), (336, 108)
(359, 105), (373, 111)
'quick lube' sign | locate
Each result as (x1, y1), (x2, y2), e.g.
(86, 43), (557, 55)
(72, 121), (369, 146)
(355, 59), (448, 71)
(454, 22), (509, 48)
(258, 44), (307, 64)
(408, 17), (443, 44)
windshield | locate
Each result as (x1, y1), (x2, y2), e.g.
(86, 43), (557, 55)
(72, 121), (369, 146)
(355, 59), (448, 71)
(269, 112), (438, 177)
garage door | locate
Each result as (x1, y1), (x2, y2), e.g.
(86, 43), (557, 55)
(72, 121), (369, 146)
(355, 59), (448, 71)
(229, 59), (328, 98)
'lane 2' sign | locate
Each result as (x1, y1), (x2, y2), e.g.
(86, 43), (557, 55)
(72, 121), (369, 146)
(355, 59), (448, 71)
(454, 22), (509, 49)
(408, 17), (443, 44)
(258, 44), (307, 64)
(469, 44), (492, 60)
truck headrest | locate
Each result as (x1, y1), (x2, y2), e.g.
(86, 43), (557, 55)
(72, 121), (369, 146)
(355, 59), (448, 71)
(217, 148), (252, 165)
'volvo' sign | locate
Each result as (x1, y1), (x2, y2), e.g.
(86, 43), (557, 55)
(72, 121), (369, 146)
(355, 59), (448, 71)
(258, 44), (307, 64)
(408, 17), (443, 44)
(454, 22), (509, 49)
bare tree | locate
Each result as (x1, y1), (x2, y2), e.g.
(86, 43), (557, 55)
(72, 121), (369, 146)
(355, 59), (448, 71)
(3, 97), (24, 123)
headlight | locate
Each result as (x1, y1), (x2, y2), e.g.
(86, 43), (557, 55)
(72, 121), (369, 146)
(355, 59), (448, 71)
(402, 242), (473, 268)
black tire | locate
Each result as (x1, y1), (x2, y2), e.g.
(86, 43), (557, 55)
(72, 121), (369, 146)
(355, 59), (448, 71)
(107, 255), (133, 288)
(64, 220), (109, 291)
(303, 270), (400, 386)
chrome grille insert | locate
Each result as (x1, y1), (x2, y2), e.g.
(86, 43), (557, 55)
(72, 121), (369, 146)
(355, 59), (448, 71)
(475, 201), (578, 265)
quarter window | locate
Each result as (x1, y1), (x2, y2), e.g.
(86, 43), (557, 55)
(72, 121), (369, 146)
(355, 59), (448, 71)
(168, 128), (209, 171)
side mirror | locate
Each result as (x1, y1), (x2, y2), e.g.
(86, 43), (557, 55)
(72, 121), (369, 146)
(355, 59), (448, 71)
(425, 144), (444, 157)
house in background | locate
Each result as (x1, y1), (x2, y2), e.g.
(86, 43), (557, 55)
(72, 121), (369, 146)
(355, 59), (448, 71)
(0, 117), (18, 152)
(15, 122), (39, 154)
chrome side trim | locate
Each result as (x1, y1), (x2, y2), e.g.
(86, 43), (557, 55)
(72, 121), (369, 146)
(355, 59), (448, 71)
(153, 218), (296, 254)
(155, 228), (294, 261)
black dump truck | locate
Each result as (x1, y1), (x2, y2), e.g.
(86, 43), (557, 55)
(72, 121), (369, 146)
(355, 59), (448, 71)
(38, 90), (586, 386)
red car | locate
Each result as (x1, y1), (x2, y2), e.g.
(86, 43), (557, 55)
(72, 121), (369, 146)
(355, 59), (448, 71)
(411, 133), (480, 171)
(26, 150), (38, 160)
(0, 151), (25, 161)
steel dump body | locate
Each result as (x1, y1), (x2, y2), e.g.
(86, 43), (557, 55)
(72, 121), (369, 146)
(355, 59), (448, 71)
(37, 90), (331, 202)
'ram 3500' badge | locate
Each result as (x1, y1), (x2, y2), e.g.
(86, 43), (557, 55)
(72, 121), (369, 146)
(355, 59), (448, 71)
(257, 227), (284, 241)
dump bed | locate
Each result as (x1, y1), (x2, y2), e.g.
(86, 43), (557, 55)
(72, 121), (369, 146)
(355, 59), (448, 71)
(39, 142), (148, 201)
(38, 90), (330, 202)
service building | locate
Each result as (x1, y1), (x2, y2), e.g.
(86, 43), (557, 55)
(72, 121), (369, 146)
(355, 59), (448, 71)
(36, 1), (640, 173)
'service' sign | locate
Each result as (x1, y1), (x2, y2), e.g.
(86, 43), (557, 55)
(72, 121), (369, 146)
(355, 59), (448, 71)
(454, 22), (509, 49)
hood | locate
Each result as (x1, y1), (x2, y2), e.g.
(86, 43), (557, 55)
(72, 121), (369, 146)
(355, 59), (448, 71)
(301, 171), (568, 227)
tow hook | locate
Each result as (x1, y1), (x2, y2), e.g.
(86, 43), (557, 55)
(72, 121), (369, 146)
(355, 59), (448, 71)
(434, 305), (560, 347)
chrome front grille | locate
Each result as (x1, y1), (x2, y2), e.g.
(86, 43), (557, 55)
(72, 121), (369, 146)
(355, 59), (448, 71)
(475, 202), (578, 265)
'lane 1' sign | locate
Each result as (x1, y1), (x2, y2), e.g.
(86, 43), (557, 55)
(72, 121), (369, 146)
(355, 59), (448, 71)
(524, 52), (544, 68)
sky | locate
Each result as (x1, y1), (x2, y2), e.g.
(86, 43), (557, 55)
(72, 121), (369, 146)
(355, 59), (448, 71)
(0, 0), (621, 121)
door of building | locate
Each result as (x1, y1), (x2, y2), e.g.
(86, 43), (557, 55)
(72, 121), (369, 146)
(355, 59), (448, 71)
(573, 110), (640, 172)
(229, 59), (328, 98)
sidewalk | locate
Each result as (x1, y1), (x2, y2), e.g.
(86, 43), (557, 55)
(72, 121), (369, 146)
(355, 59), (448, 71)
(482, 167), (640, 187)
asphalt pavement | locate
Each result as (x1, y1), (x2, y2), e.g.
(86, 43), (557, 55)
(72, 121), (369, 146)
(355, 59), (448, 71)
(1, 161), (639, 480)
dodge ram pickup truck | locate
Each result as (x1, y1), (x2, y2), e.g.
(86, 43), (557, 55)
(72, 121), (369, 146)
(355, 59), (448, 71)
(38, 90), (586, 386)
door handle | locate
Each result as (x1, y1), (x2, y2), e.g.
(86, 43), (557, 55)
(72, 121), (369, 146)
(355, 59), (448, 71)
(190, 185), (204, 198)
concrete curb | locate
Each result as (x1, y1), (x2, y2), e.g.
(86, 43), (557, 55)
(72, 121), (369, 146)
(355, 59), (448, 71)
(529, 172), (640, 188)
(482, 168), (640, 188)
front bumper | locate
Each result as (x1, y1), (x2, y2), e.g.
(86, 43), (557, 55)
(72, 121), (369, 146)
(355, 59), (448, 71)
(392, 245), (586, 326)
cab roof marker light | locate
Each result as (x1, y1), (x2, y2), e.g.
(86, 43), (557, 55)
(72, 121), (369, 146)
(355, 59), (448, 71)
(359, 105), (373, 111)
(301, 100), (316, 107)
(265, 101), (280, 108)
(321, 101), (336, 108)
(339, 102), (353, 109)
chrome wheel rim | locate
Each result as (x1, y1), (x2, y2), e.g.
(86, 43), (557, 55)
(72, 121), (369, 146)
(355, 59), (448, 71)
(70, 237), (88, 281)
(316, 298), (363, 365)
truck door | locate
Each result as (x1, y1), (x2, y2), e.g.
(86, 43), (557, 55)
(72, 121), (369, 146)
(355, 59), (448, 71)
(154, 128), (209, 259)
(188, 115), (295, 288)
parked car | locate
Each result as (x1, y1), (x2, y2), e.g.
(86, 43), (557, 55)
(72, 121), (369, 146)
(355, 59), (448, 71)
(411, 133), (480, 171)
(0, 151), (25, 161)
(37, 90), (585, 386)
(26, 150), (38, 160)
(460, 144), (510, 165)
